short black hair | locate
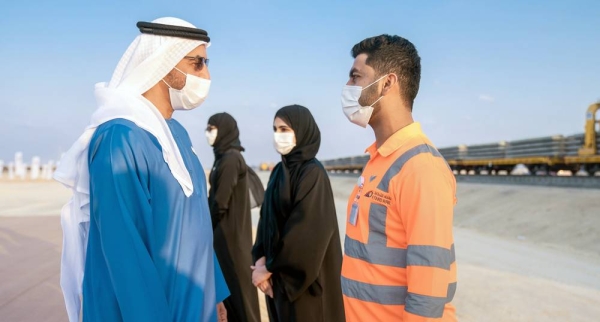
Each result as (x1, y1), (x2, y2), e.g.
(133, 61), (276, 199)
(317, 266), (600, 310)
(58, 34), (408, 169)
(352, 35), (421, 108)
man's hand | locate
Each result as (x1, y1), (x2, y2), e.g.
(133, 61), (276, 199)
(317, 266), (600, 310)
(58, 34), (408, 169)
(217, 302), (227, 322)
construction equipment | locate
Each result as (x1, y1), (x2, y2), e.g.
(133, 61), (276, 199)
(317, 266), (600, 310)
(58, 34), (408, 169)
(322, 102), (600, 176)
(578, 103), (599, 156)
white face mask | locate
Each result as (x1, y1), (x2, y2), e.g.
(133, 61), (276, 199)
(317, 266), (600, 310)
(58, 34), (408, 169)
(341, 74), (388, 128)
(273, 132), (296, 155)
(205, 129), (218, 146)
(163, 67), (211, 111)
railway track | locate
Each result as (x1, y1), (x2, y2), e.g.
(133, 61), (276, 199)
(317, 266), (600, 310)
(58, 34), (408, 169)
(453, 174), (600, 189)
(328, 172), (600, 189)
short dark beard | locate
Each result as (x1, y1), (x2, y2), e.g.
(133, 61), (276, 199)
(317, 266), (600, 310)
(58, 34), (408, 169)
(358, 81), (381, 107)
(164, 69), (186, 90)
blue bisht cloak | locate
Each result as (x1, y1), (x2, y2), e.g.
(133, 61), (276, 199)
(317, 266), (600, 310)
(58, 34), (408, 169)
(83, 118), (229, 322)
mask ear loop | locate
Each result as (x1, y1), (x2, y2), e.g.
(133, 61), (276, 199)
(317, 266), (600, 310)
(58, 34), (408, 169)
(369, 73), (397, 107)
(162, 79), (173, 88)
(361, 75), (388, 108)
(369, 95), (385, 108)
(162, 67), (187, 89)
(363, 74), (390, 90)
(173, 67), (187, 76)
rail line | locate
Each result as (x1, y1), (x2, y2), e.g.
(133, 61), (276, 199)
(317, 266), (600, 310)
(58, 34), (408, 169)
(318, 103), (600, 178)
(453, 174), (600, 189)
(328, 172), (600, 189)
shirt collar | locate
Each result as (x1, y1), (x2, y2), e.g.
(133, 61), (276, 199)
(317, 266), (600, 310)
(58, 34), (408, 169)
(365, 122), (423, 158)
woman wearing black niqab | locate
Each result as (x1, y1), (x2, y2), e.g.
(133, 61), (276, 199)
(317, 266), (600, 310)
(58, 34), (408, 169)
(207, 112), (260, 322)
(251, 105), (345, 322)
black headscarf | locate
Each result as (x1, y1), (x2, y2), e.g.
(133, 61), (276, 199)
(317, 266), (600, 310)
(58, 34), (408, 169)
(207, 112), (245, 159)
(275, 105), (321, 171)
(256, 105), (322, 266)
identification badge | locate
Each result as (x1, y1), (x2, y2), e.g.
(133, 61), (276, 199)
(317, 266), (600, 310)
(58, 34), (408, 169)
(348, 176), (364, 226)
(349, 203), (359, 226)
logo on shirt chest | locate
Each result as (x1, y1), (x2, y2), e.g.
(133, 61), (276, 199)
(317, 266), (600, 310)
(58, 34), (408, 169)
(364, 190), (392, 206)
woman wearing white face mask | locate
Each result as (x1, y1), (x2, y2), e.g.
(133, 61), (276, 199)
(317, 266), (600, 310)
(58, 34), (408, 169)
(206, 112), (261, 322)
(251, 105), (345, 322)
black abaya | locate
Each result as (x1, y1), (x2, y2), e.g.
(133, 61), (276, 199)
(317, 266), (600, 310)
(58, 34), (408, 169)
(208, 112), (260, 322)
(252, 105), (345, 322)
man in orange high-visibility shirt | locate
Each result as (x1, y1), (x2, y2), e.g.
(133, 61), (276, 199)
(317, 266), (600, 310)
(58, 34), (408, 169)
(340, 35), (458, 321)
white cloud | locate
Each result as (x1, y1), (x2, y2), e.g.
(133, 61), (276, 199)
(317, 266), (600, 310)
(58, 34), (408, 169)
(479, 94), (495, 102)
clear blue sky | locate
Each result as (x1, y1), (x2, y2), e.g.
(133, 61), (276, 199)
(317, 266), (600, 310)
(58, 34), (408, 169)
(1, 0), (599, 167)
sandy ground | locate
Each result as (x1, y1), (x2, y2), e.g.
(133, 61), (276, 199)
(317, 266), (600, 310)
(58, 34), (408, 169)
(1, 175), (599, 321)
(453, 183), (600, 255)
(0, 180), (72, 217)
(0, 216), (63, 322)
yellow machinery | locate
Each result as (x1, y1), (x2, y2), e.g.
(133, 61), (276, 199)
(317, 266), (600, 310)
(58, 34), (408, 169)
(259, 162), (276, 171)
(322, 102), (600, 175)
(566, 102), (600, 166)
(578, 103), (599, 156)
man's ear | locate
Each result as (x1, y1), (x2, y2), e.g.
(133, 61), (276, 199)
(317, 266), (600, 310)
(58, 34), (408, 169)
(381, 73), (398, 96)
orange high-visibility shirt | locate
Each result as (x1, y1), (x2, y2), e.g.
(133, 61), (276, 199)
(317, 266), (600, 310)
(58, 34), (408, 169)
(341, 122), (457, 322)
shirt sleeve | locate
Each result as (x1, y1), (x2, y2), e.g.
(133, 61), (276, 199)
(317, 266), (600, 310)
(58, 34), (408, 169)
(213, 253), (230, 303)
(266, 164), (338, 302)
(397, 159), (456, 321)
(209, 153), (241, 228)
(252, 166), (280, 263)
(88, 125), (172, 322)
